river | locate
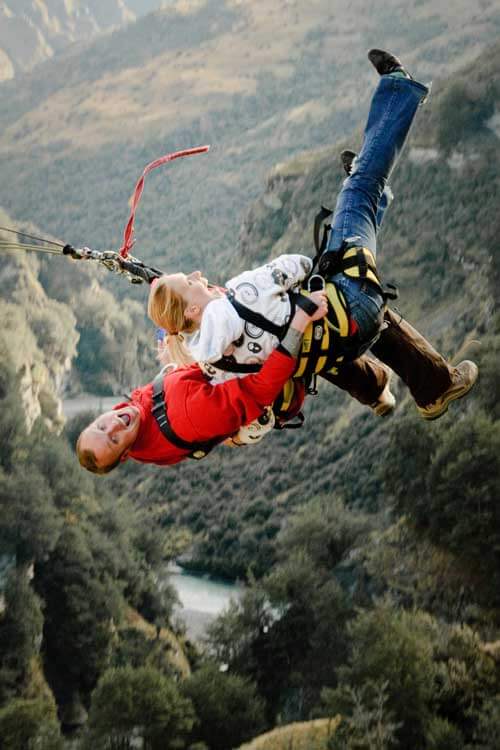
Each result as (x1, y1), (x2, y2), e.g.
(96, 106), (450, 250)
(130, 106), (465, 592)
(62, 394), (119, 419)
(167, 565), (244, 642)
(62, 398), (243, 641)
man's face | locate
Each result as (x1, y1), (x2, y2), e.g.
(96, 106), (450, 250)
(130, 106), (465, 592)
(78, 405), (141, 469)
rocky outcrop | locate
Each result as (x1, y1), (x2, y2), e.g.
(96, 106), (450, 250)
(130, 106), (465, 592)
(0, 229), (79, 432)
(0, 0), (136, 81)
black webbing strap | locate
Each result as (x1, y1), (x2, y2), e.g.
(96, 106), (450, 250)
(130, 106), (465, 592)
(226, 290), (289, 340)
(208, 291), (300, 376)
(289, 292), (319, 317)
(306, 205), (334, 282)
(210, 358), (261, 374)
(356, 247), (368, 278)
(151, 373), (221, 459)
(313, 205), (334, 256)
(275, 411), (305, 430)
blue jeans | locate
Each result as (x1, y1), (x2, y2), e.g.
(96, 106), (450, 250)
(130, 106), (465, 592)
(326, 73), (429, 357)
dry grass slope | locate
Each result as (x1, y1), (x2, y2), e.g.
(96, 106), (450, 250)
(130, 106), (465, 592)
(124, 607), (191, 678)
(238, 717), (341, 750)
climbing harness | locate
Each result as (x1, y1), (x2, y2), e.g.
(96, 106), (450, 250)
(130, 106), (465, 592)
(151, 372), (224, 460)
(311, 206), (398, 303)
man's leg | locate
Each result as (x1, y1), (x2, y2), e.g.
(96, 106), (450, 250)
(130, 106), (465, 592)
(371, 308), (478, 419)
(321, 353), (395, 415)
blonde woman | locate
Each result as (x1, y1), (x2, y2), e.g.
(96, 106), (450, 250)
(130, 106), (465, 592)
(147, 254), (397, 436)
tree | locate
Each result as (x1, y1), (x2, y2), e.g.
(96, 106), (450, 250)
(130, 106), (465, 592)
(182, 663), (265, 750)
(84, 665), (195, 750)
(0, 471), (61, 565)
(0, 696), (63, 750)
(334, 601), (438, 747)
(426, 413), (500, 580)
(322, 681), (400, 750)
(275, 495), (374, 571)
(34, 524), (117, 709)
(0, 570), (43, 705)
(437, 81), (495, 153)
(0, 336), (26, 472)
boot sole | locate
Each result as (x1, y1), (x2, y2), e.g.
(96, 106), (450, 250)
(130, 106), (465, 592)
(418, 378), (477, 421)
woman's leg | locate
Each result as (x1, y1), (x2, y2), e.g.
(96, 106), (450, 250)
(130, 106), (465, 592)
(327, 72), (429, 257)
(376, 184), (393, 229)
(341, 150), (393, 230)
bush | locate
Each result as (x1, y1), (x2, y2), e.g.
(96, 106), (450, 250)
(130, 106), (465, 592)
(85, 665), (195, 750)
(182, 663), (266, 750)
(0, 697), (63, 750)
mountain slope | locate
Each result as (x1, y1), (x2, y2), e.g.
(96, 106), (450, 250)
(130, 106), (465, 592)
(0, 0), (499, 280)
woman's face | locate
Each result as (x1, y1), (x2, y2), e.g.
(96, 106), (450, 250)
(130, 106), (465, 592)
(165, 271), (218, 310)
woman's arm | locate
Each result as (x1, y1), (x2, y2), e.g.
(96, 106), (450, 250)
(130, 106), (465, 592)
(265, 254), (313, 290)
(185, 298), (244, 362)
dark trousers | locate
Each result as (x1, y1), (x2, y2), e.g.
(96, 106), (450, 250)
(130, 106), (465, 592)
(323, 308), (453, 407)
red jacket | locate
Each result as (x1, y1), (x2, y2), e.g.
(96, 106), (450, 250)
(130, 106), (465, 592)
(114, 348), (296, 466)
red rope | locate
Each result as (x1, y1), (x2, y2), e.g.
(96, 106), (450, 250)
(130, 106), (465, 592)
(119, 145), (210, 258)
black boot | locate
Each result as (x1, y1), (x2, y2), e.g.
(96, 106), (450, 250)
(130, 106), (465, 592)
(368, 48), (411, 79)
(340, 149), (357, 176)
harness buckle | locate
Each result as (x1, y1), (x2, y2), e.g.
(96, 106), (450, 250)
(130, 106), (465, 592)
(308, 274), (326, 292)
(191, 450), (207, 460)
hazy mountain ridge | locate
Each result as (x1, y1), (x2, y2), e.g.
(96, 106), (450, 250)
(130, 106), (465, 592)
(0, 0), (139, 82)
(0, 0), (499, 281)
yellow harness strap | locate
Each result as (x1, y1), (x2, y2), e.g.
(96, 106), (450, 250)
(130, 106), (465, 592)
(341, 246), (382, 289)
(294, 285), (349, 378)
(325, 282), (350, 337)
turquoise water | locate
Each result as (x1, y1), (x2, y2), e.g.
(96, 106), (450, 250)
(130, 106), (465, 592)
(168, 564), (243, 615)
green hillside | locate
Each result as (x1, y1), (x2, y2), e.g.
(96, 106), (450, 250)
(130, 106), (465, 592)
(238, 718), (340, 749)
(0, 0), (499, 281)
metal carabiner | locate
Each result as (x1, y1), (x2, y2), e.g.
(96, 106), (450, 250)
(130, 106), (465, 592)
(308, 274), (326, 292)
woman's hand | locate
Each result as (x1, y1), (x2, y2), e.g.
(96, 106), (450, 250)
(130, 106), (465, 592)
(290, 291), (328, 332)
(308, 290), (328, 321)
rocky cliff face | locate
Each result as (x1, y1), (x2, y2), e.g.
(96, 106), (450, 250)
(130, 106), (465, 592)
(0, 218), (79, 432)
(0, 0), (137, 81)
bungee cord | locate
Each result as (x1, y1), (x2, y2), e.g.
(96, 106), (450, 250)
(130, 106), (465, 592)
(0, 225), (65, 248)
(0, 143), (210, 284)
(0, 240), (64, 255)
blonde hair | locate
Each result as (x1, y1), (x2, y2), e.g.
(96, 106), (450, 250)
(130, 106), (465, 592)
(148, 276), (198, 367)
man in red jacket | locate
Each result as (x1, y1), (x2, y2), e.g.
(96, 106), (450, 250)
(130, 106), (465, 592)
(77, 295), (327, 474)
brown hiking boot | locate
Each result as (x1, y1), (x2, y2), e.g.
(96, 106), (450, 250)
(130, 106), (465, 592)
(417, 360), (478, 421)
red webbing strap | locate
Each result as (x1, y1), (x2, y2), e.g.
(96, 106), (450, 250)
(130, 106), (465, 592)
(118, 145), (210, 258)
